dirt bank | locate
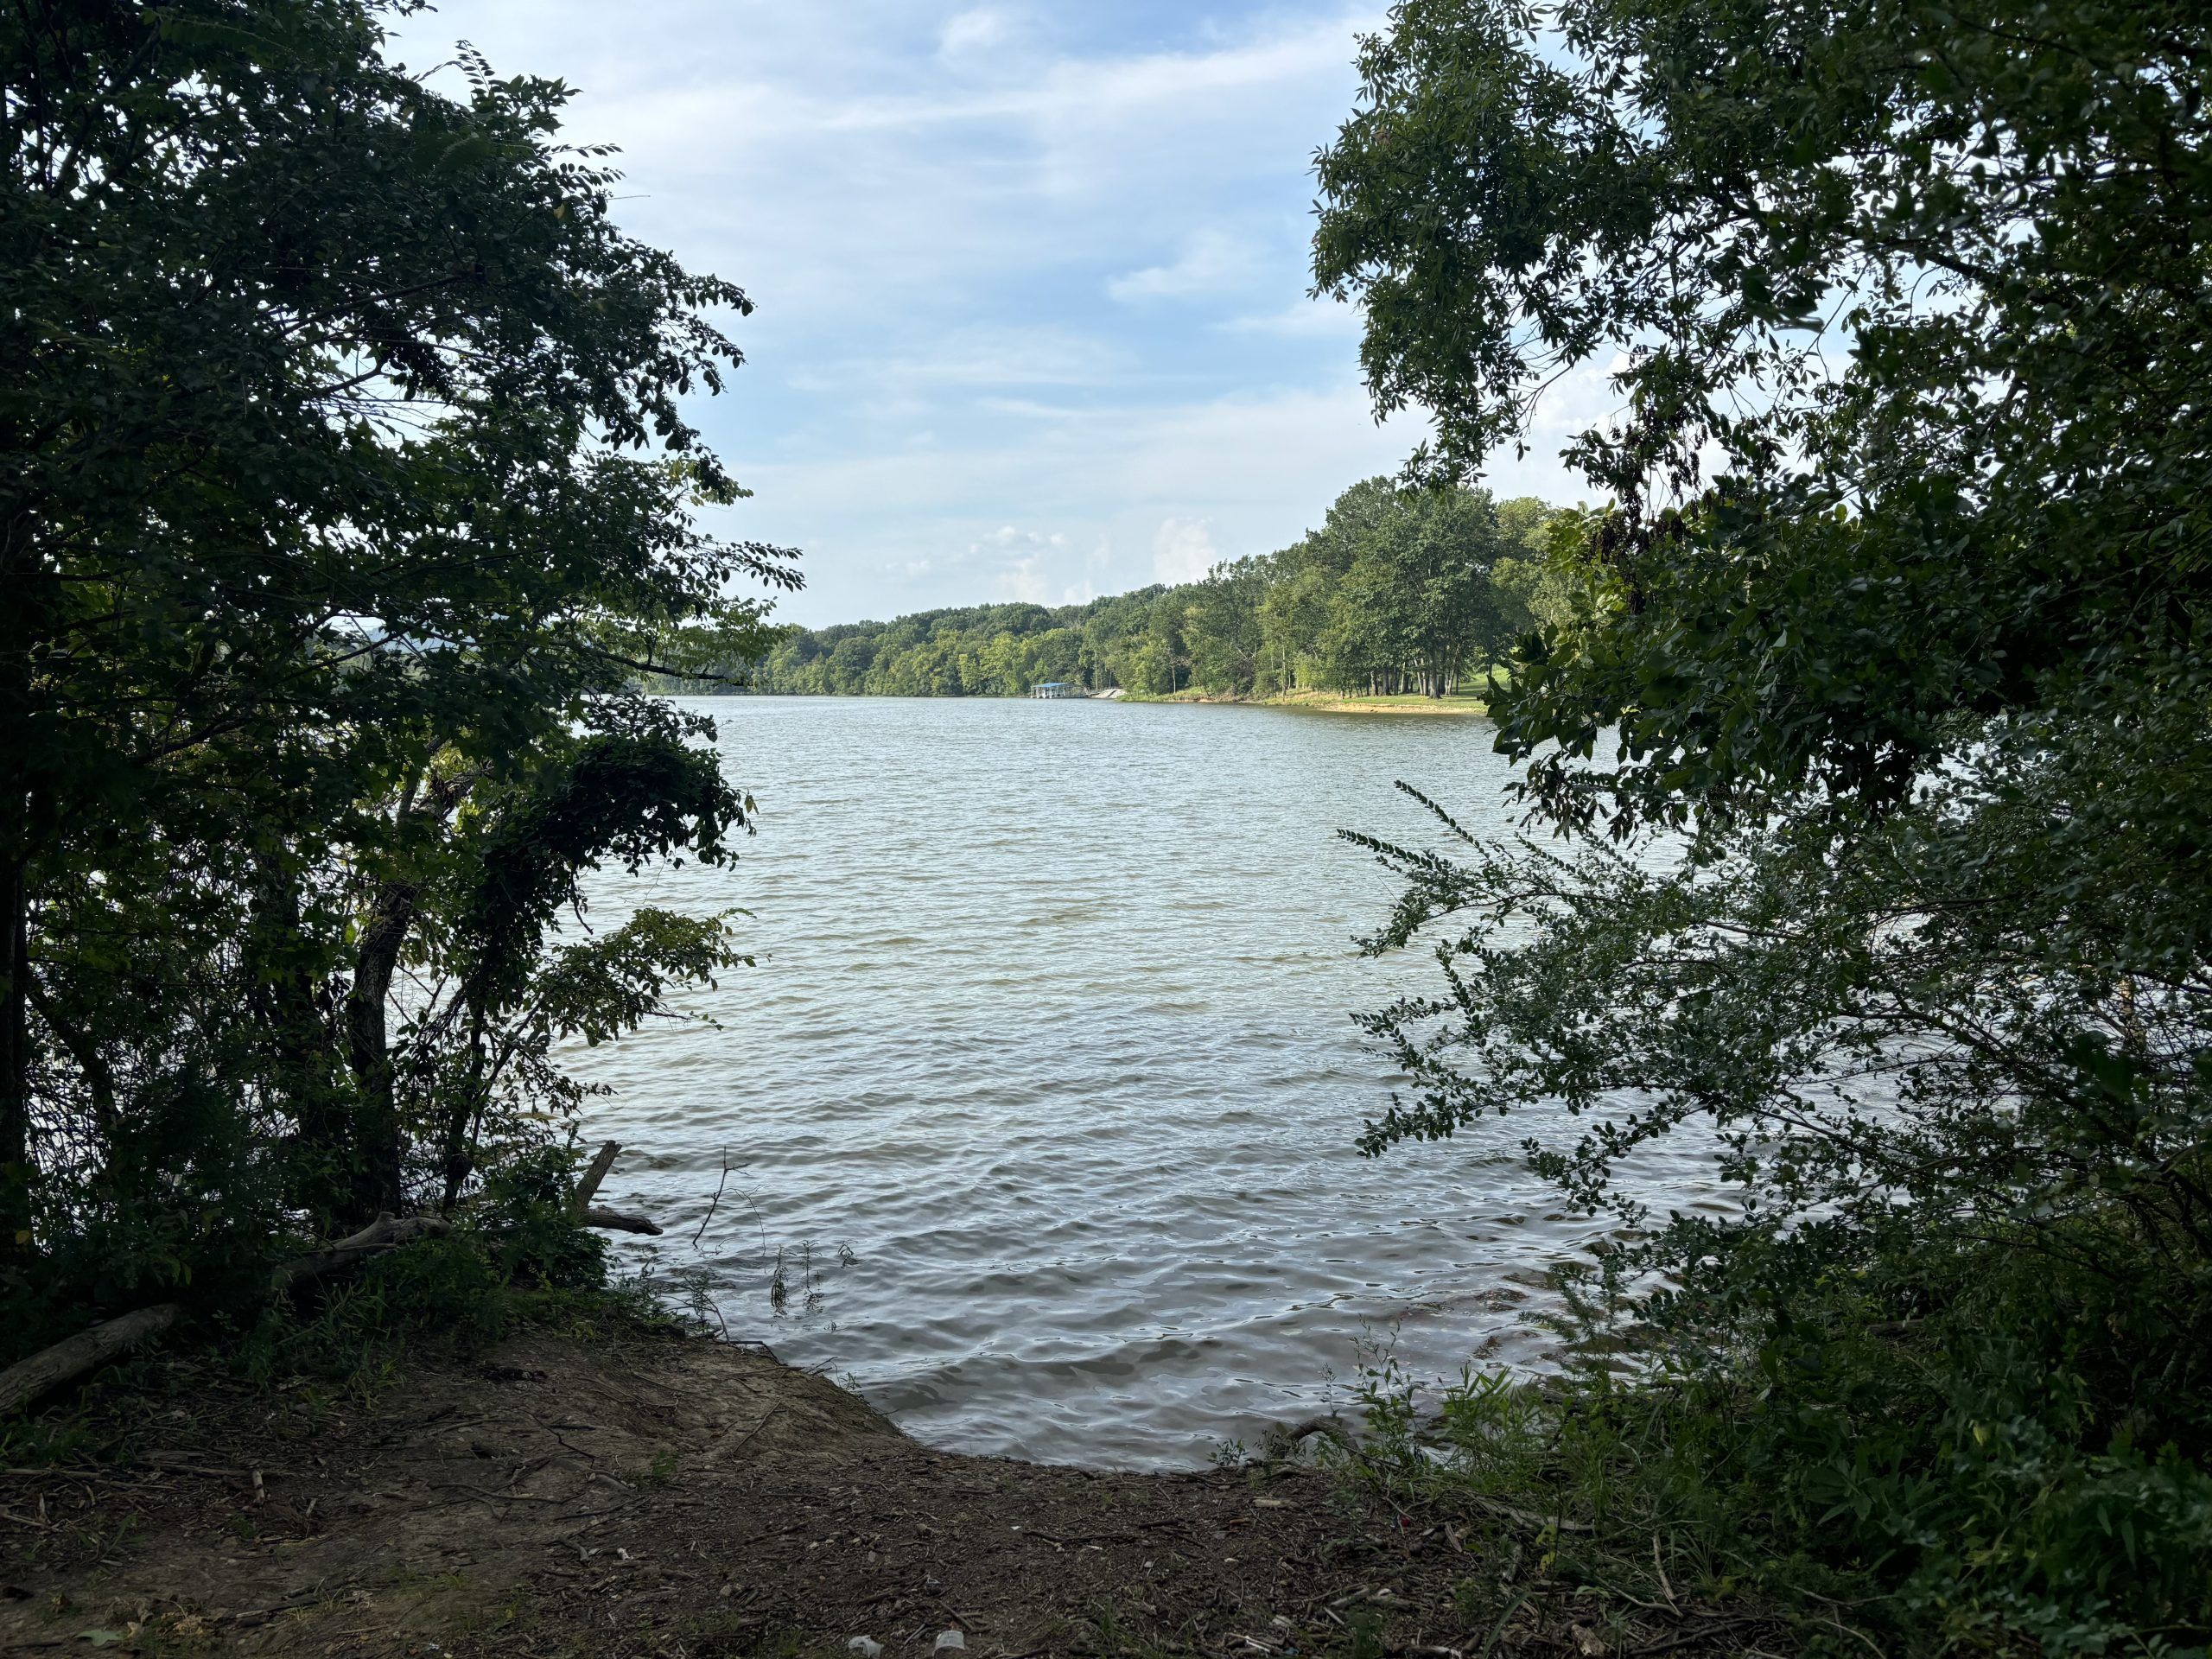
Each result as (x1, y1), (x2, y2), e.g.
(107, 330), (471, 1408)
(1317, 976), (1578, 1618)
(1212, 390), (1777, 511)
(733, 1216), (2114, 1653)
(0, 1332), (1769, 1656)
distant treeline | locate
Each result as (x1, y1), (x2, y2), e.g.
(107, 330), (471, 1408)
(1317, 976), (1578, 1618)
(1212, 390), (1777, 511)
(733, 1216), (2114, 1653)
(723, 480), (1576, 698)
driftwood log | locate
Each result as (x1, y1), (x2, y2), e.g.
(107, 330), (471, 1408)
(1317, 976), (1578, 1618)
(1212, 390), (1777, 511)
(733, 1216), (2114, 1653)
(1, 1215), (459, 1417)
(271, 1211), (454, 1291)
(0, 1303), (184, 1419)
(570, 1139), (664, 1236)
(572, 1140), (622, 1211)
(5, 1149), (664, 1417)
(580, 1205), (664, 1236)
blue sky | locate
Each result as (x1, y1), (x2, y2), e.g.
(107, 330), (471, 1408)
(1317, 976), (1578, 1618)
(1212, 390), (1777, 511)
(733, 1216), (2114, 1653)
(387, 3), (1599, 626)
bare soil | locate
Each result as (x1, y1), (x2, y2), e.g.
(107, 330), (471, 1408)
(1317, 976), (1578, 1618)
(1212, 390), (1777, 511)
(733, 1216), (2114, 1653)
(0, 1331), (1773, 1657)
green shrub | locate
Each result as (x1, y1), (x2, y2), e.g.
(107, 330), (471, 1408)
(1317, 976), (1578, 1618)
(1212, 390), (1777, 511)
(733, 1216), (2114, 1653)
(1344, 1214), (2212, 1655)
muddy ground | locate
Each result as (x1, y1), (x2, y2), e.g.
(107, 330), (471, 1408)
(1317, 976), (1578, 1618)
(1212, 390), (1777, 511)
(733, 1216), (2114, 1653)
(0, 1331), (1777, 1656)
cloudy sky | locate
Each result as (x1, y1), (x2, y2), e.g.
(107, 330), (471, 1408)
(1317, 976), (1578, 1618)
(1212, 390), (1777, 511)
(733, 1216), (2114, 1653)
(386, 3), (1594, 626)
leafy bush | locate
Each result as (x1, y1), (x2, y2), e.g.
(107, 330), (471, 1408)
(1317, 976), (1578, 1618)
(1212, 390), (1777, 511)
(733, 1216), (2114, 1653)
(1346, 1232), (2212, 1650)
(1344, 778), (2212, 1650)
(1318, 0), (2212, 1645)
(2, 0), (788, 1355)
(230, 1179), (668, 1395)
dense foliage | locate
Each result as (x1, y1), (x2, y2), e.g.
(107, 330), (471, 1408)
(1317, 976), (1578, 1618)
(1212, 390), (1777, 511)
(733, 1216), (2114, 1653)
(740, 480), (1564, 698)
(1, 1), (791, 1352)
(1318, 0), (2212, 1649)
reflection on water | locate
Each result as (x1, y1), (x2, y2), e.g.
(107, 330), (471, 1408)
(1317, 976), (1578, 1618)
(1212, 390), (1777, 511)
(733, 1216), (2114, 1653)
(569, 696), (1727, 1468)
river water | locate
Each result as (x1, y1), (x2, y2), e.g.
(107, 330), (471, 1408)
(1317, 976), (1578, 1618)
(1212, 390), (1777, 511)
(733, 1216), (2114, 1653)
(569, 696), (1723, 1468)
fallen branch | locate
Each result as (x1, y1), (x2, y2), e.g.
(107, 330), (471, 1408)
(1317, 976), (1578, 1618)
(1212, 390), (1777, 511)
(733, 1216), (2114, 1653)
(570, 1141), (663, 1234)
(1274, 1415), (1356, 1452)
(0, 1303), (183, 1418)
(3, 1173), (658, 1421)
(571, 1140), (620, 1214)
(272, 1212), (454, 1292)
(581, 1206), (664, 1236)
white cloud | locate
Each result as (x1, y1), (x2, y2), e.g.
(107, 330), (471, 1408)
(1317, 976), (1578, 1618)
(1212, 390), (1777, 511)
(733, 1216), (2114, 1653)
(977, 397), (1090, 421)
(1035, 19), (1369, 125)
(938, 7), (1014, 60)
(1525, 353), (1632, 441)
(790, 326), (1125, 395)
(380, 3), (1420, 625)
(1219, 296), (1366, 338)
(723, 375), (1438, 619)
(1152, 518), (1218, 584)
(1109, 228), (1262, 302)
(421, 4), (1378, 327)
(977, 524), (1069, 556)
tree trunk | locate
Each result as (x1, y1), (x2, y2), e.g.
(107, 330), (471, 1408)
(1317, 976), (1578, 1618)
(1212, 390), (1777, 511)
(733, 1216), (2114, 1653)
(249, 852), (353, 1224)
(0, 847), (29, 1260)
(571, 1140), (620, 1212)
(437, 1003), (493, 1212)
(582, 1206), (663, 1235)
(568, 1141), (662, 1234)
(24, 973), (114, 1133)
(344, 879), (417, 1223)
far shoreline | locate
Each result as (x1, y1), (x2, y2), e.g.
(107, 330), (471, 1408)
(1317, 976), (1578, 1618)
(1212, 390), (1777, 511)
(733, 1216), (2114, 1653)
(1122, 688), (1493, 717)
(673, 686), (1495, 717)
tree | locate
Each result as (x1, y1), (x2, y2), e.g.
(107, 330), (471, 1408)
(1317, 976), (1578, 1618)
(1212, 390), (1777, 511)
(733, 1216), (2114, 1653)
(1380, 487), (1514, 696)
(3, 2), (792, 1323)
(1489, 496), (1582, 641)
(1184, 559), (1269, 693)
(824, 632), (876, 694)
(1140, 590), (1191, 694)
(1317, 0), (2210, 823)
(1315, 0), (2212, 1645)
(1299, 481), (1519, 696)
(1258, 556), (1332, 693)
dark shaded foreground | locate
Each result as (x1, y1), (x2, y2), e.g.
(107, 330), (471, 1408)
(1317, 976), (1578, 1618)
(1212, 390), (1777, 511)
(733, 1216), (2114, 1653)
(0, 1334), (1771, 1656)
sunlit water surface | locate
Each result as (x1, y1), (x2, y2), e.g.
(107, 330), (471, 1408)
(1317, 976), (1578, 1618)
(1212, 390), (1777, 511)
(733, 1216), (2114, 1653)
(569, 696), (1726, 1468)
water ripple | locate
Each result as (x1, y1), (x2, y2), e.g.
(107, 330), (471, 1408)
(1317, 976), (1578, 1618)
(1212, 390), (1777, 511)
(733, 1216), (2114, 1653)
(566, 697), (1722, 1469)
